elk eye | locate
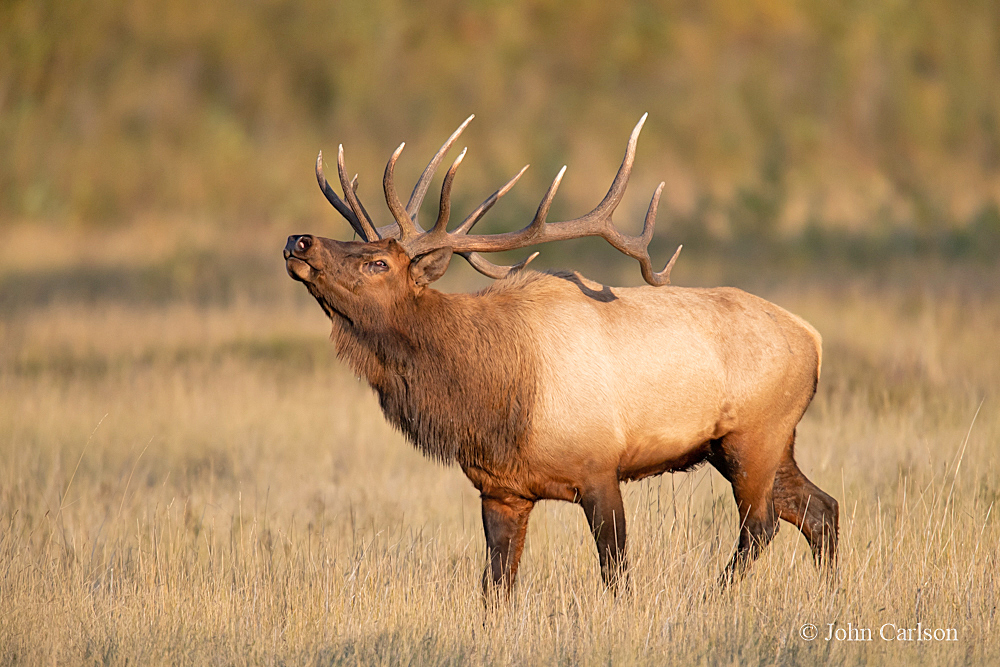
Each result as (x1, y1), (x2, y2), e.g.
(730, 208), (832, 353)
(365, 259), (389, 274)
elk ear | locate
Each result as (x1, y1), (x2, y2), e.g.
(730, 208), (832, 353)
(409, 247), (454, 286)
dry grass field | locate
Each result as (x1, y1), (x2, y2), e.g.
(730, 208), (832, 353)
(1, 222), (997, 665)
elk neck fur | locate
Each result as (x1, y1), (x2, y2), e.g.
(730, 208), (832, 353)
(325, 273), (539, 471)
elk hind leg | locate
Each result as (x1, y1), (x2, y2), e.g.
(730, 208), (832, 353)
(481, 494), (534, 604)
(722, 491), (779, 585)
(773, 452), (839, 570)
(711, 433), (781, 585)
(579, 479), (629, 593)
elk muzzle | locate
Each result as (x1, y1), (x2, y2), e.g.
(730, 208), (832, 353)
(285, 234), (316, 282)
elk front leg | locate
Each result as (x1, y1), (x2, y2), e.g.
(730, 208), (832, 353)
(481, 494), (534, 602)
(580, 480), (629, 592)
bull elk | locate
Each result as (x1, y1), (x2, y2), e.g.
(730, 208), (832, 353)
(284, 115), (839, 598)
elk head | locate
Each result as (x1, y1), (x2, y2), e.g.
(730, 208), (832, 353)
(284, 114), (683, 320)
(284, 235), (452, 322)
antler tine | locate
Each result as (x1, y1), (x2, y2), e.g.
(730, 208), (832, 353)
(316, 151), (369, 239)
(451, 165), (530, 236)
(407, 115), (475, 223)
(340, 172), (403, 240)
(563, 112), (646, 230)
(451, 165), (562, 257)
(432, 148), (467, 234)
(350, 175), (382, 240)
(657, 244), (683, 284)
(527, 165), (566, 234)
(383, 143), (424, 242)
(336, 145), (380, 241)
(460, 165), (565, 265)
(628, 182), (682, 285)
(460, 251), (539, 279)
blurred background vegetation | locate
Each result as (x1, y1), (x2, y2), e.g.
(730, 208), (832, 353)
(3, 0), (1000, 269)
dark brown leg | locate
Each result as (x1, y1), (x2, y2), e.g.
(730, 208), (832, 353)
(773, 452), (839, 570)
(579, 479), (629, 592)
(481, 494), (534, 603)
(710, 433), (781, 586)
(720, 488), (779, 585)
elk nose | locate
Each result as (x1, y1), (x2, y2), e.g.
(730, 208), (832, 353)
(284, 234), (313, 258)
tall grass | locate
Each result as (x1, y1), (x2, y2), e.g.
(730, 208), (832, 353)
(0, 224), (996, 664)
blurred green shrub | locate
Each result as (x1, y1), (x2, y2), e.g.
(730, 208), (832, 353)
(2, 0), (999, 259)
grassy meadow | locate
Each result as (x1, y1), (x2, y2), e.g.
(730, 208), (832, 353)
(0, 221), (997, 665)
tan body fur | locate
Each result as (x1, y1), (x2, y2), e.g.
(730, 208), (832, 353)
(473, 271), (822, 505)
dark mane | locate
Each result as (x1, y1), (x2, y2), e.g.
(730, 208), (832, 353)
(329, 279), (538, 470)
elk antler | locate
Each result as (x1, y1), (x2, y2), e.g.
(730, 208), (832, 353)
(390, 114), (681, 285)
(317, 116), (529, 276)
(317, 115), (681, 284)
